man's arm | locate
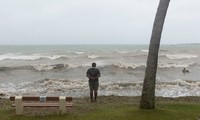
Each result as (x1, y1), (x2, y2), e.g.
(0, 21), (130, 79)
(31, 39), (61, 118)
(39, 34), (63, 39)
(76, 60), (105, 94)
(97, 69), (101, 78)
(92, 71), (100, 80)
(87, 74), (96, 80)
(93, 69), (100, 79)
(96, 73), (100, 79)
(86, 68), (100, 80)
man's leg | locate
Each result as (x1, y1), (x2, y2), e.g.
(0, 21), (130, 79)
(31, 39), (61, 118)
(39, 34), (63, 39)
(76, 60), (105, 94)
(94, 82), (99, 102)
(90, 90), (93, 102)
(94, 90), (97, 102)
(89, 82), (94, 102)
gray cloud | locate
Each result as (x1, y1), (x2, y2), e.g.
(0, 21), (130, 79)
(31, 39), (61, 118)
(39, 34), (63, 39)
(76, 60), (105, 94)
(0, 0), (199, 45)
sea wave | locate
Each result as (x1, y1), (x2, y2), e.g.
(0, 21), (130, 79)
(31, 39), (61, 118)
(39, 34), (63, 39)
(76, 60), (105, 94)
(0, 62), (197, 72)
(165, 54), (198, 60)
(116, 51), (131, 54)
(75, 51), (85, 55)
(111, 63), (145, 69)
(1, 79), (200, 98)
(158, 62), (194, 68)
(87, 55), (100, 59)
(0, 64), (68, 72)
(140, 50), (149, 53)
(32, 64), (67, 71)
(156, 79), (200, 97)
(106, 62), (195, 70)
(0, 53), (68, 61)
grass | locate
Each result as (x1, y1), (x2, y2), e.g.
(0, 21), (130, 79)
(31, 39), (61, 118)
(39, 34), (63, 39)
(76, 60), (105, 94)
(1, 96), (200, 120)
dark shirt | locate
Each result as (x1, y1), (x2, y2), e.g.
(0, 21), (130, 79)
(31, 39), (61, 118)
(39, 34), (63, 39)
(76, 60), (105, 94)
(86, 67), (100, 82)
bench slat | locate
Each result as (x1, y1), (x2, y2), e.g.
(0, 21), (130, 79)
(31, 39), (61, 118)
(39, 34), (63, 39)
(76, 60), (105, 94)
(12, 103), (73, 107)
(10, 96), (72, 101)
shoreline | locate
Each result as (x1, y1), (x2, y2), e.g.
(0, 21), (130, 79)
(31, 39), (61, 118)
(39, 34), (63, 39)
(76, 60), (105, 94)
(2, 96), (200, 110)
(2, 95), (200, 104)
(74, 96), (200, 104)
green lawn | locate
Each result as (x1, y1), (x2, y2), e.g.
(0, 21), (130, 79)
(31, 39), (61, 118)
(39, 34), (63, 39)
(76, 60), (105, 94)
(1, 96), (200, 120)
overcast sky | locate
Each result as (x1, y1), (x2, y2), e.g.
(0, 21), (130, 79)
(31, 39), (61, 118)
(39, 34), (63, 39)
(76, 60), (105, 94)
(0, 0), (199, 45)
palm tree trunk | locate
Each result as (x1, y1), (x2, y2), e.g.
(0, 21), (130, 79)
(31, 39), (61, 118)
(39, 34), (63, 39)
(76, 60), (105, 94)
(140, 0), (170, 109)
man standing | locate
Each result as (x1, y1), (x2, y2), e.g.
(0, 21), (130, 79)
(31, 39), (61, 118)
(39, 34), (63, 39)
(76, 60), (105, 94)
(86, 63), (101, 102)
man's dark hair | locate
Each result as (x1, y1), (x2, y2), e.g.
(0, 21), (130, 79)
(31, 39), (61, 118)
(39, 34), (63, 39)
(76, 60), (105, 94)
(92, 63), (96, 67)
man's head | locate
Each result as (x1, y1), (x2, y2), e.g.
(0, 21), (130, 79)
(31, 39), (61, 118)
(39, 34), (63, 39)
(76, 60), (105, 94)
(92, 62), (96, 67)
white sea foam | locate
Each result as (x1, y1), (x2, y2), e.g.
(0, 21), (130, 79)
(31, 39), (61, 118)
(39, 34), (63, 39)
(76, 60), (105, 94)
(75, 52), (85, 55)
(45, 55), (68, 60)
(88, 55), (99, 59)
(140, 50), (149, 53)
(116, 51), (131, 54)
(166, 54), (197, 60)
(112, 62), (194, 69)
(1, 79), (200, 98)
(32, 64), (55, 71)
(0, 53), (41, 60)
(158, 63), (194, 68)
(0, 53), (68, 61)
(32, 63), (92, 71)
(32, 64), (67, 71)
(113, 62), (145, 69)
(156, 79), (200, 97)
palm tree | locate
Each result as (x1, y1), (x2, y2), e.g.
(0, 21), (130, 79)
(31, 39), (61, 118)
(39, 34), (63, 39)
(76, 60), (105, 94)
(140, 0), (171, 109)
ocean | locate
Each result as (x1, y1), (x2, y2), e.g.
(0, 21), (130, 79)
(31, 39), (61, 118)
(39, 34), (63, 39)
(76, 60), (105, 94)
(0, 44), (200, 98)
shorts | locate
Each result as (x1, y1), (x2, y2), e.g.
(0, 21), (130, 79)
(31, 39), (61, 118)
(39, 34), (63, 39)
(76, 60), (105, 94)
(89, 81), (99, 91)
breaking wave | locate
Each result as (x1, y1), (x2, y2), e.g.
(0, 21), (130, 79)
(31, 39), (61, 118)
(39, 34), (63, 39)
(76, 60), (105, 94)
(165, 54), (198, 60)
(87, 55), (100, 59)
(111, 63), (145, 69)
(158, 62), (195, 68)
(75, 51), (85, 55)
(0, 62), (197, 73)
(0, 64), (68, 72)
(140, 50), (149, 53)
(116, 51), (131, 54)
(0, 53), (68, 61)
(32, 64), (68, 71)
(1, 79), (200, 98)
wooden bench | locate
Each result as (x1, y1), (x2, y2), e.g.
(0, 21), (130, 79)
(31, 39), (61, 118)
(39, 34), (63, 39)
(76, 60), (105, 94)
(10, 96), (73, 115)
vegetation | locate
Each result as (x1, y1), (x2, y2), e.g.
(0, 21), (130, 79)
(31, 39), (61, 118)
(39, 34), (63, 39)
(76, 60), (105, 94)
(1, 96), (200, 120)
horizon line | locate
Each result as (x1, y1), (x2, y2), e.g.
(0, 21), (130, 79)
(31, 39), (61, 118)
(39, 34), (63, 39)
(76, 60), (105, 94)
(0, 43), (200, 46)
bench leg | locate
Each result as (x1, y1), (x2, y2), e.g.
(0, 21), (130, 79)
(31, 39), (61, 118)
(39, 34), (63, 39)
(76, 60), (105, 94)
(15, 96), (23, 115)
(59, 96), (66, 114)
